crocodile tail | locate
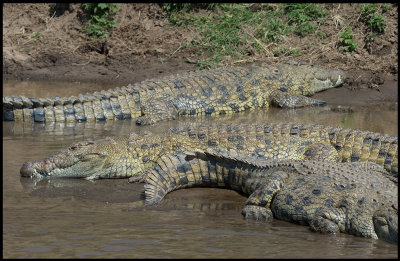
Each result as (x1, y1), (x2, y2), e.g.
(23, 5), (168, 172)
(3, 86), (141, 122)
(144, 152), (205, 206)
(144, 150), (229, 206)
(144, 149), (270, 206)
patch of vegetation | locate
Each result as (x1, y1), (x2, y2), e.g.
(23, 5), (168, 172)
(162, 3), (222, 12)
(163, 3), (328, 69)
(337, 27), (358, 52)
(360, 4), (386, 34)
(82, 3), (118, 39)
(381, 3), (393, 13)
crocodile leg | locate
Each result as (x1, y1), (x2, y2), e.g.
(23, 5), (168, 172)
(309, 207), (345, 234)
(271, 90), (326, 108)
(241, 171), (289, 221)
(310, 204), (381, 239)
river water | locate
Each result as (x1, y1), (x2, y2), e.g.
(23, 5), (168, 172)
(3, 80), (398, 258)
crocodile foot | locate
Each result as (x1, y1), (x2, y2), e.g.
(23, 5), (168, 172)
(310, 209), (341, 234)
(241, 205), (273, 221)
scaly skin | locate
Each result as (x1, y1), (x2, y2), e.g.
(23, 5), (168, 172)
(144, 149), (398, 243)
(4, 63), (345, 124)
(20, 122), (398, 179)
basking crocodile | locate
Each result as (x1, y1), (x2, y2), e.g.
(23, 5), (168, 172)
(144, 149), (398, 243)
(4, 63), (344, 125)
(20, 122), (398, 180)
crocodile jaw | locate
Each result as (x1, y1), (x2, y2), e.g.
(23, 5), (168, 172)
(20, 153), (107, 179)
(20, 139), (109, 179)
(312, 74), (344, 93)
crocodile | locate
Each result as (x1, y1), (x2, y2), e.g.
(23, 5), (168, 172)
(20, 122), (398, 180)
(3, 63), (345, 125)
(143, 149), (398, 243)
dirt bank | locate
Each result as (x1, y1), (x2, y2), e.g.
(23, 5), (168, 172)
(2, 3), (398, 107)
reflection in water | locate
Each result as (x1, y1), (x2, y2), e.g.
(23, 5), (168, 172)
(3, 81), (398, 258)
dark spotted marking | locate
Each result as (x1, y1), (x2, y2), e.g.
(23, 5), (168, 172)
(207, 140), (218, 147)
(96, 115), (106, 121)
(372, 139), (380, 146)
(312, 188), (322, 195)
(378, 149), (387, 157)
(33, 107), (45, 122)
(238, 93), (248, 101)
(177, 162), (192, 173)
(122, 113), (132, 119)
(384, 155), (393, 165)
(285, 194), (293, 204)
(229, 103), (240, 112)
(112, 104), (122, 110)
(205, 107), (215, 115)
(294, 205), (304, 213)
(350, 152), (360, 162)
(265, 189), (274, 195)
(335, 144), (342, 151)
(217, 98), (226, 105)
(324, 198), (334, 207)
(303, 196), (312, 206)
(178, 176), (189, 185)
(3, 108), (14, 121)
(228, 136), (237, 143)
(115, 113), (124, 120)
(198, 133), (206, 140)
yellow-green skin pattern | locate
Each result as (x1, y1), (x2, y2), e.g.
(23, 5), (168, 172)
(4, 63), (344, 124)
(20, 122), (398, 180)
(144, 150), (398, 244)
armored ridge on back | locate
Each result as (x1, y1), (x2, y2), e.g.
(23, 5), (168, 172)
(20, 122), (398, 180)
(3, 63), (345, 125)
(144, 149), (398, 243)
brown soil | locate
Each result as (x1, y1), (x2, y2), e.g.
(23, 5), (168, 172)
(2, 3), (398, 106)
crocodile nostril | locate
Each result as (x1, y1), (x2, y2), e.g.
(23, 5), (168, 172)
(20, 162), (34, 177)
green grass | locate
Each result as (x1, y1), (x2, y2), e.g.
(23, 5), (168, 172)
(163, 3), (329, 69)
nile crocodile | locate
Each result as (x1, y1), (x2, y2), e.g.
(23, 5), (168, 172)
(144, 149), (398, 243)
(20, 122), (398, 180)
(4, 63), (344, 125)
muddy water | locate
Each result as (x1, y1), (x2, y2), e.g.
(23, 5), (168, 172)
(3, 80), (398, 258)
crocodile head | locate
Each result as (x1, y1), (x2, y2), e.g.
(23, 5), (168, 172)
(309, 66), (345, 93)
(20, 134), (155, 180)
(276, 64), (346, 95)
(373, 207), (398, 244)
